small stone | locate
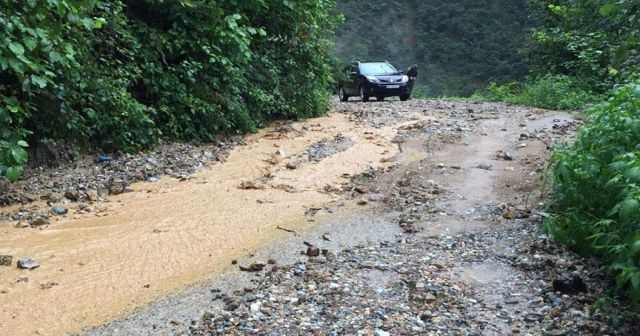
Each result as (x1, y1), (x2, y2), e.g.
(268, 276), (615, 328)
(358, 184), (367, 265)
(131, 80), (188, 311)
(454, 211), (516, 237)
(503, 207), (518, 220)
(285, 162), (298, 170)
(239, 263), (265, 272)
(17, 257), (40, 270)
(250, 302), (261, 313)
(267, 258), (277, 265)
(86, 190), (99, 202)
(357, 198), (368, 205)
(29, 217), (49, 227)
(375, 330), (390, 336)
(476, 163), (493, 170)
(51, 206), (68, 215)
(224, 299), (240, 311)
(425, 292), (437, 303)
(306, 246), (320, 257)
(64, 189), (80, 201)
(354, 186), (368, 194)
(0, 255), (13, 267)
(524, 312), (543, 322)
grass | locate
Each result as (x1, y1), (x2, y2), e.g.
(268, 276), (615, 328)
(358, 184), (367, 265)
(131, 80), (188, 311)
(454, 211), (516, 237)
(471, 74), (602, 110)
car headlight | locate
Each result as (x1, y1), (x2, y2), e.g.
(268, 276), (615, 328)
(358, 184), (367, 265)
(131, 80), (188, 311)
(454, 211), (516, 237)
(366, 76), (380, 84)
(401, 75), (409, 83)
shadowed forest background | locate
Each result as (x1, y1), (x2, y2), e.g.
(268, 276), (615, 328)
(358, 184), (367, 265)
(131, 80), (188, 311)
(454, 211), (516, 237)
(335, 0), (531, 96)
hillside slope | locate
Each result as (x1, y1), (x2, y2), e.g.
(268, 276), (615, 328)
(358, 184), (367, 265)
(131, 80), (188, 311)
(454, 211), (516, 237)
(335, 0), (530, 96)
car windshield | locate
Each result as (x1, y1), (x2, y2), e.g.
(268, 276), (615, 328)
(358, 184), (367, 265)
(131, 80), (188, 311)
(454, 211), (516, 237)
(359, 62), (398, 76)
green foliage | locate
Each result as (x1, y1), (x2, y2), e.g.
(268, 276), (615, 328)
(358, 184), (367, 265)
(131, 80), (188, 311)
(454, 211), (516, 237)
(473, 74), (601, 109)
(335, 0), (531, 96)
(0, 0), (341, 180)
(545, 83), (640, 305)
(527, 0), (640, 91)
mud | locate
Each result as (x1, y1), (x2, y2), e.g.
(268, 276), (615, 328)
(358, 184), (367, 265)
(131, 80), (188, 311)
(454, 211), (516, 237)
(2, 99), (635, 336)
(0, 113), (399, 336)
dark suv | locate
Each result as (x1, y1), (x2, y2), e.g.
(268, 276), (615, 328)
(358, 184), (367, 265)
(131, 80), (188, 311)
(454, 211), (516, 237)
(339, 61), (413, 102)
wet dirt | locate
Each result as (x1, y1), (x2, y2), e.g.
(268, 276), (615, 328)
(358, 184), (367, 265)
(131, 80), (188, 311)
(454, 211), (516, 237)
(3, 99), (628, 336)
(0, 113), (401, 336)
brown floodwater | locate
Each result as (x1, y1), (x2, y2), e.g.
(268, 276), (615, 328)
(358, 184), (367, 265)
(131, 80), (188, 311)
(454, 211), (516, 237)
(0, 112), (400, 336)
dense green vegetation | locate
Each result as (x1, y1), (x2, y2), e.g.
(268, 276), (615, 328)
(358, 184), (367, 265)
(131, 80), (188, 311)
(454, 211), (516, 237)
(335, 0), (531, 96)
(527, 0), (639, 90)
(547, 84), (640, 305)
(0, 0), (340, 180)
(472, 74), (601, 109)
(523, 1), (640, 305)
(477, 0), (639, 110)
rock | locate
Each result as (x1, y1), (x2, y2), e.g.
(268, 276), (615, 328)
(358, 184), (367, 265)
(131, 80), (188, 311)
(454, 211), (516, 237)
(354, 186), (368, 194)
(250, 302), (261, 313)
(496, 150), (513, 161)
(524, 312), (543, 322)
(239, 263), (265, 272)
(267, 258), (277, 265)
(502, 207), (518, 220)
(425, 292), (437, 303)
(285, 162), (298, 170)
(17, 257), (40, 270)
(357, 198), (368, 205)
(476, 163), (493, 170)
(0, 255), (13, 266)
(306, 246), (320, 257)
(420, 310), (433, 320)
(64, 189), (80, 201)
(375, 330), (390, 336)
(224, 299), (240, 311)
(51, 206), (68, 215)
(29, 217), (49, 227)
(86, 189), (99, 202)
(239, 181), (265, 190)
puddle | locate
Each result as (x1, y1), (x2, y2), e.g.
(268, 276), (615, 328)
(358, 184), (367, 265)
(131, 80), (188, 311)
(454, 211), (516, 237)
(0, 113), (400, 336)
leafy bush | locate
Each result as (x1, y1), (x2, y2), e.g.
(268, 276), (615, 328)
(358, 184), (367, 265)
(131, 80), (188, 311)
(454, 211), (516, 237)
(0, 0), (341, 180)
(545, 83), (640, 304)
(473, 74), (600, 109)
(527, 1), (640, 91)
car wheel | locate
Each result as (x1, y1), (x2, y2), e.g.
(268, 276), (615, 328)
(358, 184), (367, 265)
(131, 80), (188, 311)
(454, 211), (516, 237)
(399, 94), (410, 101)
(359, 87), (370, 102)
(376, 96), (385, 101)
(339, 87), (349, 102)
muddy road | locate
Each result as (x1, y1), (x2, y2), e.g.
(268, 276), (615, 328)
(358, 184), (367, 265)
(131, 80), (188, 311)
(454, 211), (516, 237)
(1, 99), (637, 335)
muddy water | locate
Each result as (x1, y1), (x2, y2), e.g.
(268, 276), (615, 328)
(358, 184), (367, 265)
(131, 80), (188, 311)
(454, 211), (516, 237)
(0, 113), (400, 336)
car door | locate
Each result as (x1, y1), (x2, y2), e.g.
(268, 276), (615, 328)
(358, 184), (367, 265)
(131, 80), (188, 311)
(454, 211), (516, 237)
(345, 63), (359, 95)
